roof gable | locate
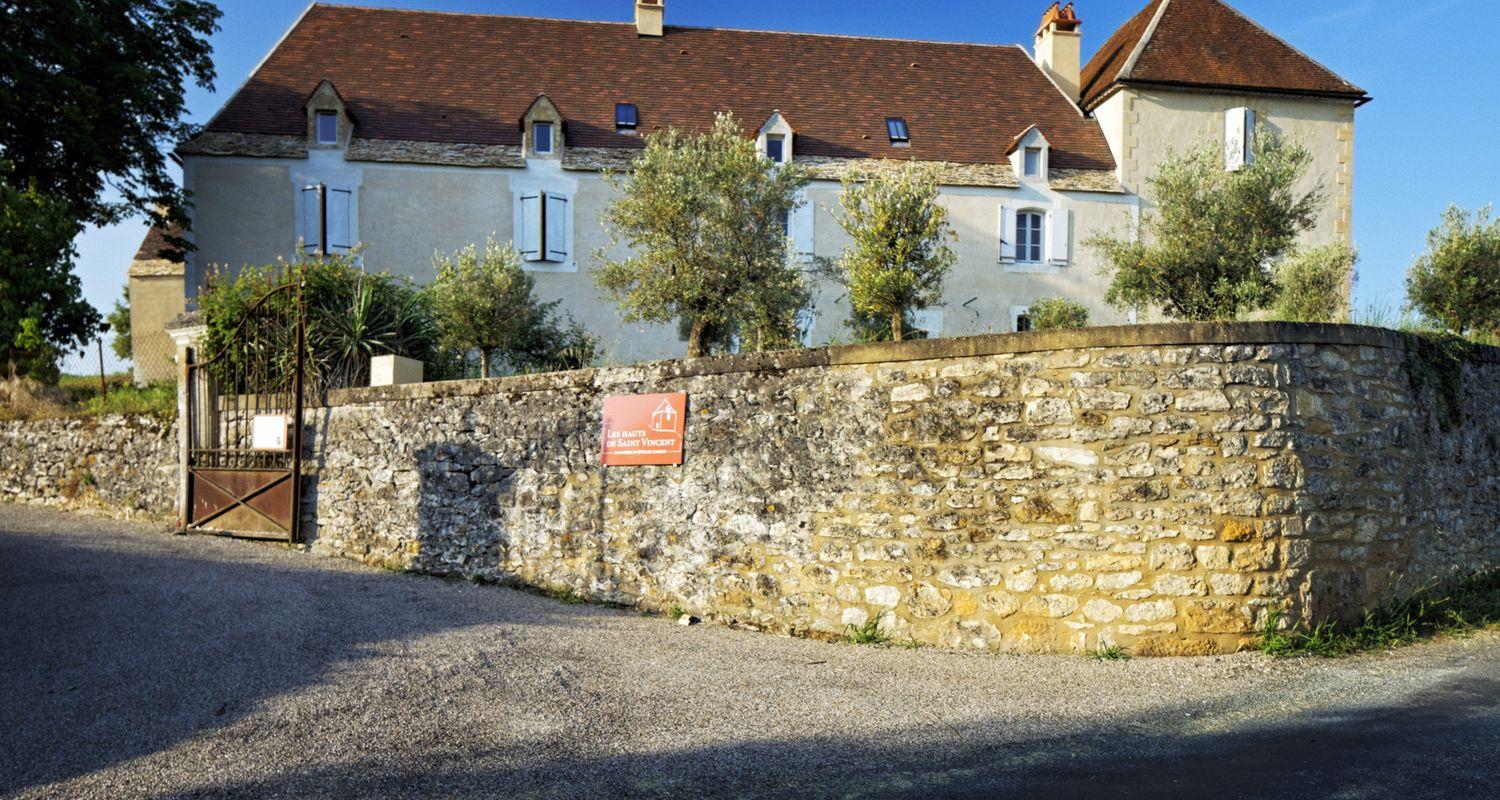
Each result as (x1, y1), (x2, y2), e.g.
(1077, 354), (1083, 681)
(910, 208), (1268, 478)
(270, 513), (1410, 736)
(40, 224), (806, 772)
(202, 4), (1116, 171)
(1080, 0), (1366, 108)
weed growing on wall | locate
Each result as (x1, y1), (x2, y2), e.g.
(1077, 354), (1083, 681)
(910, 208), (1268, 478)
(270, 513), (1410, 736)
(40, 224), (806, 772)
(1091, 644), (1130, 661)
(1401, 332), (1472, 432)
(1259, 571), (1500, 658)
(844, 611), (891, 645)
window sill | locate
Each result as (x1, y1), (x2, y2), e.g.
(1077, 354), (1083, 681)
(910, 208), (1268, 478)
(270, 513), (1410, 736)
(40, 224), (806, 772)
(520, 259), (577, 274)
(1002, 261), (1068, 274)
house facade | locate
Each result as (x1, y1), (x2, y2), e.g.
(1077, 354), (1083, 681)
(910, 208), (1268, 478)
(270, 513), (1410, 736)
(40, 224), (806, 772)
(169, 0), (1367, 365)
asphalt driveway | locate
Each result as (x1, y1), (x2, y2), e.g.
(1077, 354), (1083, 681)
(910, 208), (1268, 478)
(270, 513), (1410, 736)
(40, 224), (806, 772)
(2, 504), (1498, 799)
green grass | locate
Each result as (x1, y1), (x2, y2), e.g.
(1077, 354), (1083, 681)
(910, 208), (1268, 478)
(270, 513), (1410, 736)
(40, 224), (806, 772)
(11, 373), (178, 420)
(844, 611), (891, 645)
(1259, 571), (1500, 658)
(1091, 644), (1130, 661)
(667, 603), (687, 620)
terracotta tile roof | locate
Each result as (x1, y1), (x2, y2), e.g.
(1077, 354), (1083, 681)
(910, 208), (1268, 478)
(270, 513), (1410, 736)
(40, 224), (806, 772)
(203, 4), (1116, 171)
(1080, 0), (1367, 109)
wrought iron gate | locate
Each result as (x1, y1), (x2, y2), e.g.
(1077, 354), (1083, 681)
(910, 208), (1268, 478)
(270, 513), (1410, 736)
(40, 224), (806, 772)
(184, 269), (307, 541)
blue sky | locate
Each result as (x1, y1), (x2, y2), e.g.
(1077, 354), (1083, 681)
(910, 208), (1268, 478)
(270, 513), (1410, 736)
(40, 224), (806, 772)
(73, 0), (1499, 359)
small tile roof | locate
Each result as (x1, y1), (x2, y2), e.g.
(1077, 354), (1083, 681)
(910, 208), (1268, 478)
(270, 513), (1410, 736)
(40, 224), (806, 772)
(203, 4), (1117, 171)
(1080, 0), (1367, 109)
(132, 224), (183, 263)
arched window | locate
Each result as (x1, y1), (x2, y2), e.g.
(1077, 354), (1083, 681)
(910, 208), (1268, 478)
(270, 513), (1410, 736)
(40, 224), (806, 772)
(1016, 211), (1044, 263)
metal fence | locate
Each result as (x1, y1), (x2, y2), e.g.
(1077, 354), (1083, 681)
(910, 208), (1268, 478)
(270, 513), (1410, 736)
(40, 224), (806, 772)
(57, 330), (177, 386)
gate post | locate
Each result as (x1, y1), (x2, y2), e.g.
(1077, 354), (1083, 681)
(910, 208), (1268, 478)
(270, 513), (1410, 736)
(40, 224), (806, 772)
(167, 315), (205, 531)
(177, 342), (190, 530)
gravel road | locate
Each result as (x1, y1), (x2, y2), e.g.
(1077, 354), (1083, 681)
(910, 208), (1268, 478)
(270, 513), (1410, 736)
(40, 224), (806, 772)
(2, 505), (1498, 799)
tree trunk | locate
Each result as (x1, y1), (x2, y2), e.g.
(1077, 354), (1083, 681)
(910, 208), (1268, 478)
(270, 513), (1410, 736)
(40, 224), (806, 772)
(479, 348), (489, 379)
(686, 318), (708, 358)
(890, 311), (904, 342)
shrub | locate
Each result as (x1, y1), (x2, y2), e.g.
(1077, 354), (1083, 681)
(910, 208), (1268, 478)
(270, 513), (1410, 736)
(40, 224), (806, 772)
(1271, 243), (1357, 323)
(1027, 297), (1089, 330)
(429, 237), (598, 377)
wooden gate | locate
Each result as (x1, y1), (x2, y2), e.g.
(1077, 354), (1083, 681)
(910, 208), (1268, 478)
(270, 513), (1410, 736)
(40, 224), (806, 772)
(184, 269), (307, 541)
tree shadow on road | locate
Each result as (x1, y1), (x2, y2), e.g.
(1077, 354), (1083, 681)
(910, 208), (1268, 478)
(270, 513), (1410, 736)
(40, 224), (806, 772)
(138, 669), (1500, 799)
(0, 515), (589, 796)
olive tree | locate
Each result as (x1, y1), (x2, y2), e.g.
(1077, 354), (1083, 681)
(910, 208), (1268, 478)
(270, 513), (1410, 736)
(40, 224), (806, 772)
(1406, 205), (1500, 338)
(429, 236), (597, 376)
(595, 113), (810, 358)
(1271, 243), (1358, 323)
(1088, 134), (1322, 321)
(826, 162), (956, 341)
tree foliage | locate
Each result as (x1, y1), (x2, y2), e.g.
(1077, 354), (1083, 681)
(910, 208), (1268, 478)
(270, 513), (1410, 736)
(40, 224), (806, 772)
(1, 168), (99, 380)
(1405, 205), (1500, 337)
(429, 237), (598, 376)
(826, 162), (956, 341)
(1088, 134), (1322, 321)
(1027, 297), (1090, 330)
(107, 285), (132, 361)
(0, 0), (220, 230)
(1271, 243), (1357, 323)
(595, 113), (811, 358)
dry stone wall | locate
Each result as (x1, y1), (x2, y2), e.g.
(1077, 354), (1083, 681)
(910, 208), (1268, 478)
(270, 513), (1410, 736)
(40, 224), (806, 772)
(1, 415), (178, 520)
(302, 324), (1500, 655)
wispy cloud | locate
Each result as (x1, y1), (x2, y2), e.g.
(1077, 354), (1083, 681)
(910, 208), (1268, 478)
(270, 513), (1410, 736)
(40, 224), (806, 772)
(1290, 1), (1374, 34)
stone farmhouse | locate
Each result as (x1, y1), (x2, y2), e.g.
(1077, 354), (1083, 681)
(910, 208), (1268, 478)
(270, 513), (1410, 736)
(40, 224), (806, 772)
(136, 0), (1367, 375)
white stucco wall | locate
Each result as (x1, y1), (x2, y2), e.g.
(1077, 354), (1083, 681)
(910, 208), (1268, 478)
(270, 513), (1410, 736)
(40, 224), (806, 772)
(184, 158), (294, 290)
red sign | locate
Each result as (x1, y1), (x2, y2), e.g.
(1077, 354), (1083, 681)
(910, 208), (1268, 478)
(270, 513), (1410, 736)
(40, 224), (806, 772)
(600, 392), (686, 466)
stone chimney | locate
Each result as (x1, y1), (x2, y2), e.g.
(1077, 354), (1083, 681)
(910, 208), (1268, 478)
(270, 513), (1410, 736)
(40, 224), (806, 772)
(1034, 2), (1082, 102)
(635, 0), (663, 37)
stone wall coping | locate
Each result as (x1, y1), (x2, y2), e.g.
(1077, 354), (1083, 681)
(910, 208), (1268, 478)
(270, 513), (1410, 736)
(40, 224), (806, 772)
(323, 322), (1500, 407)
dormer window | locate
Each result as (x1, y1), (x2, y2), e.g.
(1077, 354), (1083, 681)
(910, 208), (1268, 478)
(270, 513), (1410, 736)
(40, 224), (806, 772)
(533, 122), (554, 155)
(304, 80), (351, 148)
(756, 110), (795, 165)
(765, 134), (785, 163)
(1007, 126), (1050, 183)
(1023, 147), (1042, 178)
(886, 117), (910, 145)
(616, 103), (638, 132)
(315, 111), (338, 145)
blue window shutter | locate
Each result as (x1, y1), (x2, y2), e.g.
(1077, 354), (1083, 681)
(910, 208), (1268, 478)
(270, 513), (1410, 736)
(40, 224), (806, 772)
(544, 193), (569, 262)
(519, 193), (542, 260)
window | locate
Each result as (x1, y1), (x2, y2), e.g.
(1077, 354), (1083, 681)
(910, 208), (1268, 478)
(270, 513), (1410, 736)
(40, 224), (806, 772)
(315, 111), (338, 145)
(1023, 147), (1042, 177)
(299, 184), (353, 254)
(616, 103), (638, 131)
(1013, 306), (1033, 333)
(518, 191), (569, 263)
(533, 122), (553, 155)
(1016, 211), (1044, 263)
(886, 117), (909, 144)
(765, 134), (785, 163)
